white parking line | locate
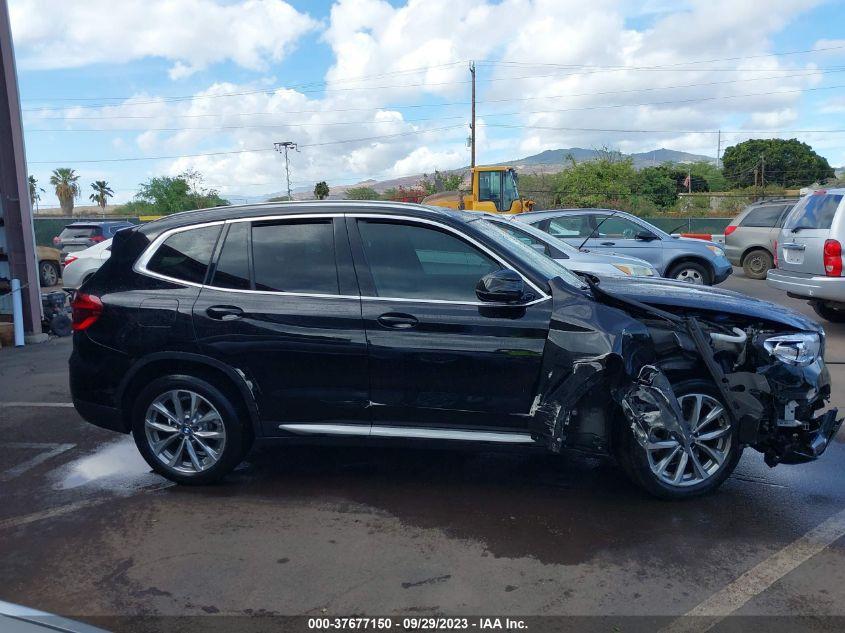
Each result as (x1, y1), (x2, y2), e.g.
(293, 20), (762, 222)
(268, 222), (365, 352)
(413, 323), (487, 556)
(0, 442), (76, 482)
(0, 402), (74, 408)
(660, 506), (845, 633)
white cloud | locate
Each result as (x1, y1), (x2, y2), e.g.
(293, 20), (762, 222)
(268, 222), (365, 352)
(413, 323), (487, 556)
(9, 0), (317, 78)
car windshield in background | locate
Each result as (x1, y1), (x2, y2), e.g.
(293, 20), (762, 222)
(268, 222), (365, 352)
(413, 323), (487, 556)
(472, 218), (587, 289)
(59, 226), (97, 239)
(784, 194), (844, 231)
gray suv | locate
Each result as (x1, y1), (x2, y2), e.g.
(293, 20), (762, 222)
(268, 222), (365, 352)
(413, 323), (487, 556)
(767, 189), (845, 322)
(516, 209), (732, 285)
(724, 199), (795, 279)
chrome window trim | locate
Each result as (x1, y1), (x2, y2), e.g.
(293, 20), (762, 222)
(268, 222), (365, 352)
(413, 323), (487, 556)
(134, 211), (551, 307)
(278, 423), (536, 444)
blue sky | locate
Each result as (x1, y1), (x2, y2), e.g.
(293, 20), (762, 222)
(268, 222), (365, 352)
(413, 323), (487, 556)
(10, 0), (845, 205)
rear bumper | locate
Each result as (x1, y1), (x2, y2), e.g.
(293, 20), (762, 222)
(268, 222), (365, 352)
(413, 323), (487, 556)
(767, 269), (845, 302)
(72, 398), (128, 433)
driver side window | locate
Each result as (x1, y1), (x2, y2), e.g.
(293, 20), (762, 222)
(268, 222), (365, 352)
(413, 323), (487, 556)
(594, 216), (645, 239)
(357, 220), (500, 302)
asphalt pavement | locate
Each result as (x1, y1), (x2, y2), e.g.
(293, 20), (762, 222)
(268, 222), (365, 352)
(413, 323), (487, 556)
(1, 269), (844, 633)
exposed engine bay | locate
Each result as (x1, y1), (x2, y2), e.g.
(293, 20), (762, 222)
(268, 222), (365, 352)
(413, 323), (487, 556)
(528, 277), (843, 470)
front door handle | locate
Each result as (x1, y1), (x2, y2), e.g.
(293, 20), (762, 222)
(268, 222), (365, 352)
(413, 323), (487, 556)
(600, 241), (616, 246)
(206, 305), (244, 321)
(377, 313), (418, 329)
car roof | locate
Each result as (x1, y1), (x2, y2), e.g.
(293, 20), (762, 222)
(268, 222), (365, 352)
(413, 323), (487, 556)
(65, 220), (132, 227)
(518, 208), (628, 219)
(136, 200), (469, 237)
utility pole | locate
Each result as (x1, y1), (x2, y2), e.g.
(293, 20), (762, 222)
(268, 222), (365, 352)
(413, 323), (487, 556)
(273, 141), (298, 201)
(716, 129), (721, 167)
(760, 153), (765, 191)
(469, 60), (476, 169)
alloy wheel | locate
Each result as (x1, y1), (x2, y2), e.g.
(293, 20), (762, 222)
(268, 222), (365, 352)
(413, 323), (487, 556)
(645, 393), (732, 488)
(144, 389), (227, 474)
(674, 268), (704, 284)
(40, 262), (59, 287)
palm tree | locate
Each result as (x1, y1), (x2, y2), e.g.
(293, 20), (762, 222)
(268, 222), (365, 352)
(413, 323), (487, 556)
(28, 175), (45, 211)
(89, 180), (114, 212)
(49, 168), (81, 215)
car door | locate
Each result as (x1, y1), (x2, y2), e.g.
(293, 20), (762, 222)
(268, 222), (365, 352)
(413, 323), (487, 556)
(577, 214), (664, 269)
(193, 215), (369, 436)
(779, 193), (845, 276)
(348, 215), (552, 431)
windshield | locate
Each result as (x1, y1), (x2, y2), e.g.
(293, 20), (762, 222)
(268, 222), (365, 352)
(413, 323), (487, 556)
(472, 218), (588, 290)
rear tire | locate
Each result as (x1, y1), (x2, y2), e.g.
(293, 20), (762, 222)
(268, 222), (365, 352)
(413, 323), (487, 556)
(39, 261), (60, 287)
(132, 374), (245, 485)
(811, 301), (845, 323)
(741, 249), (773, 280)
(667, 261), (712, 286)
(616, 379), (741, 500)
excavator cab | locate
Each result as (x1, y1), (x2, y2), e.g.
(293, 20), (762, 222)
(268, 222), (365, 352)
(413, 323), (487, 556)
(422, 165), (533, 214)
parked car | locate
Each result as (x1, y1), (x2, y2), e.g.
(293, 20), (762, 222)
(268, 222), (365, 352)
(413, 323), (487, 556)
(35, 245), (62, 287)
(516, 209), (732, 285)
(53, 221), (133, 262)
(61, 239), (112, 289)
(484, 214), (658, 278)
(70, 201), (839, 499)
(724, 199), (796, 279)
(768, 189), (845, 322)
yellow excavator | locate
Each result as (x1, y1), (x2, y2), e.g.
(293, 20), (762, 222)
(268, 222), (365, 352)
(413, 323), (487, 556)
(422, 166), (533, 214)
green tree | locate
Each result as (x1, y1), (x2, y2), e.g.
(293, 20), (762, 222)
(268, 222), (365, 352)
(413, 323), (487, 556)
(132, 170), (229, 214)
(314, 181), (330, 200)
(28, 175), (44, 209)
(88, 180), (114, 212)
(345, 186), (380, 200)
(49, 168), (81, 215)
(553, 157), (636, 208)
(420, 170), (465, 195)
(635, 166), (678, 208)
(722, 138), (834, 188)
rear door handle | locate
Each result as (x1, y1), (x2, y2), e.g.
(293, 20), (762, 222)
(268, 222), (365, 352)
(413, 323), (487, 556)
(782, 242), (805, 250)
(206, 305), (244, 321)
(377, 313), (418, 329)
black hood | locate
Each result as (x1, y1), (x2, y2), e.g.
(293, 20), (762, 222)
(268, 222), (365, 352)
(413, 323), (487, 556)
(591, 276), (820, 332)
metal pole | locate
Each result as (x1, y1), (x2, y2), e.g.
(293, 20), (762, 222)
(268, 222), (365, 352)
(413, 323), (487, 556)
(11, 278), (24, 346)
(716, 130), (721, 167)
(274, 141), (298, 201)
(469, 61), (476, 169)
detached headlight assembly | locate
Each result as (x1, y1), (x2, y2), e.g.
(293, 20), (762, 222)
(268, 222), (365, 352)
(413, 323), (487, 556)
(612, 264), (656, 276)
(763, 332), (821, 366)
(706, 244), (726, 257)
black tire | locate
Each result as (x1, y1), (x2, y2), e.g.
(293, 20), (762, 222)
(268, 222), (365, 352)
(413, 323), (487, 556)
(741, 249), (773, 280)
(39, 261), (60, 287)
(615, 379), (742, 500)
(811, 301), (845, 323)
(132, 374), (245, 485)
(666, 261), (712, 286)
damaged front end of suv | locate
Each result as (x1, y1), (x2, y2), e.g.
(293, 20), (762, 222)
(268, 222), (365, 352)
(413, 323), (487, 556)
(529, 276), (841, 498)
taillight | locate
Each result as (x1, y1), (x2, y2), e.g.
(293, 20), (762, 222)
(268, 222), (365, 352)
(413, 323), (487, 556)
(724, 225), (737, 236)
(824, 239), (842, 277)
(89, 235), (106, 244)
(773, 241), (778, 267)
(71, 292), (103, 331)
(63, 255), (78, 267)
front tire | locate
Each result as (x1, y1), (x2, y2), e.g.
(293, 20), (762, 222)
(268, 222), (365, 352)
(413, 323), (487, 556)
(667, 261), (711, 285)
(741, 249), (773, 280)
(811, 301), (845, 323)
(616, 379), (741, 499)
(132, 375), (245, 485)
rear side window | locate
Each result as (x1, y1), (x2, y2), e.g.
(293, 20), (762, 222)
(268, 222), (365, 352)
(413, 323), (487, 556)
(739, 205), (787, 228)
(357, 220), (499, 301)
(252, 220), (338, 294)
(212, 223), (251, 290)
(146, 225), (221, 284)
(783, 195), (844, 231)
(547, 216), (591, 238)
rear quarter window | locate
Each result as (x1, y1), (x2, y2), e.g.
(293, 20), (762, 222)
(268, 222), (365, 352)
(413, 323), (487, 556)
(783, 195), (844, 231)
(145, 225), (222, 284)
(739, 205), (787, 228)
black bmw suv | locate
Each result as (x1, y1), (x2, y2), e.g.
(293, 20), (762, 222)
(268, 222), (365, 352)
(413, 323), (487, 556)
(70, 202), (841, 499)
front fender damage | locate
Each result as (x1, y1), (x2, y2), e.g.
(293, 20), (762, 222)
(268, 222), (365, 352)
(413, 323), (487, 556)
(529, 278), (842, 467)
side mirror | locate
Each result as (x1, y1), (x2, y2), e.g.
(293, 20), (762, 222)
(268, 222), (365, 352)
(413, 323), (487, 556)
(635, 231), (658, 241)
(476, 269), (526, 304)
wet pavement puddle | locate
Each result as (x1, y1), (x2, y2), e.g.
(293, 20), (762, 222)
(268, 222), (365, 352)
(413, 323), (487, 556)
(54, 438), (160, 491)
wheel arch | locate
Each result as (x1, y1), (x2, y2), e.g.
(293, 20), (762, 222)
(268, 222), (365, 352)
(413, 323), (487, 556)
(739, 244), (773, 266)
(117, 352), (261, 438)
(664, 255), (714, 279)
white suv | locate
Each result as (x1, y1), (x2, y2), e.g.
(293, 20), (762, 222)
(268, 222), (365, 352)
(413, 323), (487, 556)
(767, 189), (845, 322)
